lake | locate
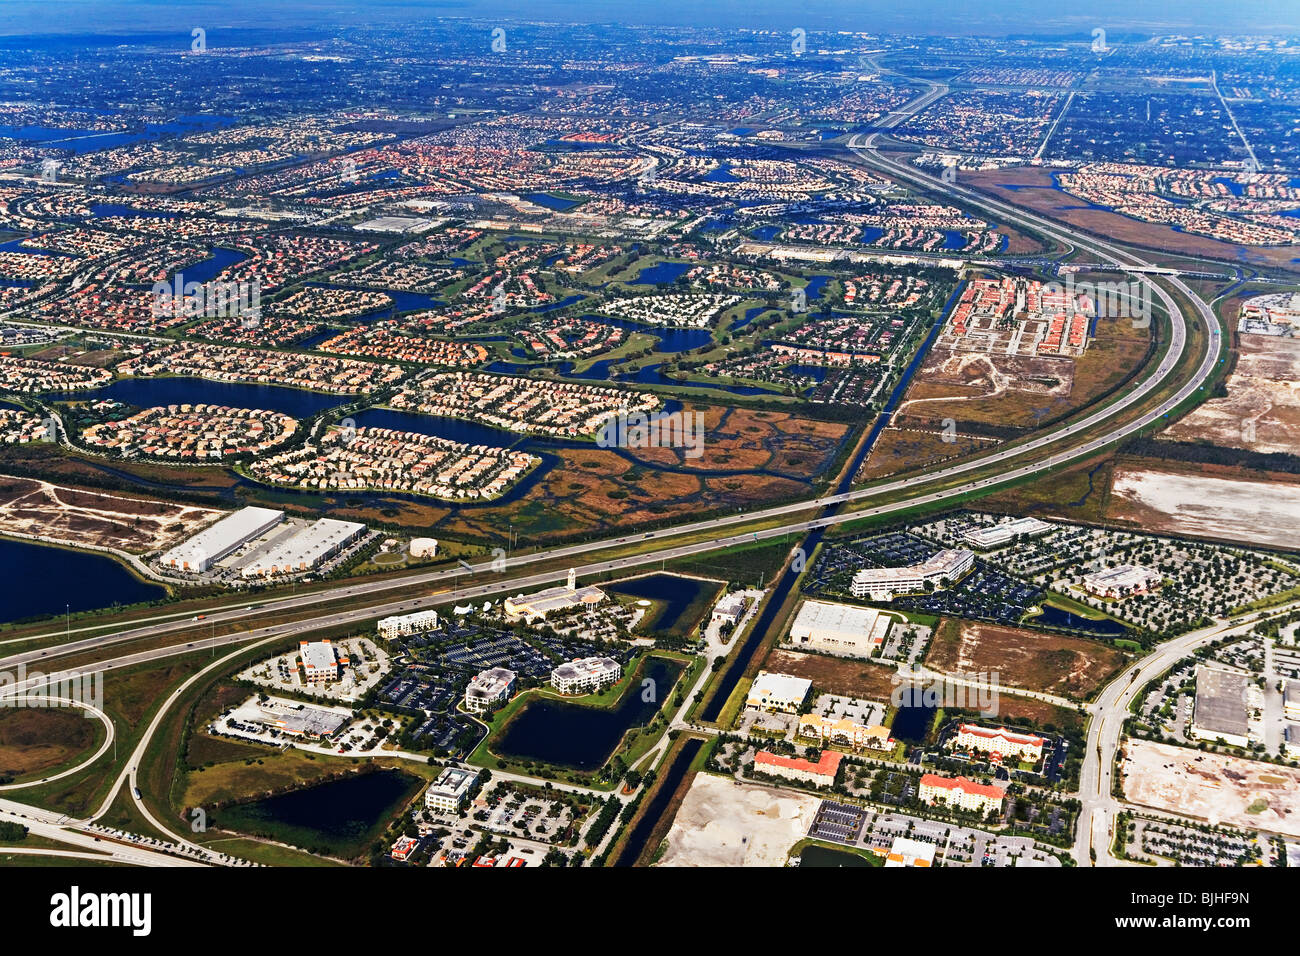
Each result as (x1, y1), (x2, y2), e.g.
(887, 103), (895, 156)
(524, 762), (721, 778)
(214, 768), (423, 858)
(494, 656), (684, 769)
(0, 538), (166, 624)
(605, 573), (722, 636)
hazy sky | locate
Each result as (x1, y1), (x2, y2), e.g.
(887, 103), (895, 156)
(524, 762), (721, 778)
(0, 0), (1296, 36)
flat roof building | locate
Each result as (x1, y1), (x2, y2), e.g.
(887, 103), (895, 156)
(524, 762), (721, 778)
(377, 608), (440, 641)
(789, 599), (892, 659)
(1285, 681), (1300, 722)
(746, 671), (812, 713)
(551, 656), (621, 695)
(300, 640), (345, 685)
(850, 549), (974, 602)
(1081, 563), (1162, 599)
(160, 506), (283, 573)
(426, 766), (480, 813)
(465, 667), (516, 713)
(962, 517), (1053, 550)
(1191, 665), (1253, 748)
(885, 836), (936, 867)
(241, 518), (366, 578)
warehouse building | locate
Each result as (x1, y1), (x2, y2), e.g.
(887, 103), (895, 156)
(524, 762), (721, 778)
(377, 608), (440, 640)
(850, 549), (974, 601)
(160, 506), (284, 573)
(788, 599), (893, 659)
(746, 671), (812, 713)
(240, 517), (367, 578)
(1190, 665), (1255, 748)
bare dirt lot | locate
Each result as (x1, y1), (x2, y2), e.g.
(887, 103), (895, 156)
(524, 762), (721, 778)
(763, 648), (899, 701)
(657, 772), (821, 867)
(898, 314), (1149, 429)
(925, 619), (1126, 700)
(1123, 739), (1300, 837)
(0, 476), (220, 553)
(1108, 466), (1300, 550)
(1163, 334), (1300, 456)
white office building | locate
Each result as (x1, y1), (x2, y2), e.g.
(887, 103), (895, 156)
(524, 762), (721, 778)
(962, 517), (1053, 550)
(465, 667), (516, 713)
(377, 608), (441, 640)
(746, 671), (812, 713)
(425, 766), (480, 812)
(850, 549), (974, 601)
(551, 656), (621, 694)
(160, 506), (283, 573)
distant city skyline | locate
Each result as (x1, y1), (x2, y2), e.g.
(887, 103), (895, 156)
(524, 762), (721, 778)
(2, 0), (1299, 37)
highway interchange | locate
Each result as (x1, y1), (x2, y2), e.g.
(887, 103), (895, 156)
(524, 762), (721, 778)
(0, 78), (1252, 868)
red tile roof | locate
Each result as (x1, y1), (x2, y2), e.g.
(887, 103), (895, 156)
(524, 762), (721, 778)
(920, 773), (1005, 800)
(754, 749), (843, 778)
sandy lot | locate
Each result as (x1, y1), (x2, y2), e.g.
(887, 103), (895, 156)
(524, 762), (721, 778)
(657, 772), (822, 867)
(0, 476), (220, 553)
(1123, 739), (1300, 837)
(1164, 335), (1300, 455)
(926, 619), (1125, 699)
(1108, 466), (1300, 550)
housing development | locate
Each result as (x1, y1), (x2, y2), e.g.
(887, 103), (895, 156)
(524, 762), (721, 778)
(0, 1), (1292, 929)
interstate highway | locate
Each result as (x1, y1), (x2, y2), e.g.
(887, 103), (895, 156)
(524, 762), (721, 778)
(1, 87), (1222, 697)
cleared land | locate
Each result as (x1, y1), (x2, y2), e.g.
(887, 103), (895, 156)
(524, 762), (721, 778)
(1163, 334), (1300, 456)
(925, 619), (1125, 699)
(1108, 466), (1300, 550)
(0, 476), (221, 552)
(762, 648), (899, 701)
(657, 771), (821, 867)
(1123, 739), (1300, 837)
(897, 313), (1149, 429)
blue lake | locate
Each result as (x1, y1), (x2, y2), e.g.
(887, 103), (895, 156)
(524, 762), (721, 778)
(494, 656), (684, 769)
(0, 538), (166, 624)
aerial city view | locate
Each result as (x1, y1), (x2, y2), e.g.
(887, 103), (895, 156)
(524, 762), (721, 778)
(0, 0), (1294, 925)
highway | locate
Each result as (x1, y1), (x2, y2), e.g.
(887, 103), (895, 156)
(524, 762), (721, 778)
(0, 80), (1231, 867)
